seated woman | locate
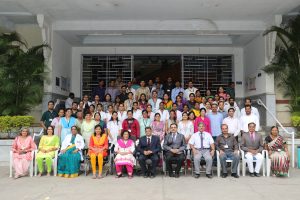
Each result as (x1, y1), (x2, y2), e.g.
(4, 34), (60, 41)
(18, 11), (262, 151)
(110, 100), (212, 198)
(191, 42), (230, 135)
(88, 125), (108, 179)
(265, 126), (290, 177)
(58, 126), (85, 178)
(11, 128), (36, 179)
(114, 130), (136, 179)
(36, 126), (60, 177)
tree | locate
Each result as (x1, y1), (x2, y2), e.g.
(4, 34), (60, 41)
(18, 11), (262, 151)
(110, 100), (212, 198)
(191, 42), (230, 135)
(263, 15), (300, 111)
(0, 32), (50, 115)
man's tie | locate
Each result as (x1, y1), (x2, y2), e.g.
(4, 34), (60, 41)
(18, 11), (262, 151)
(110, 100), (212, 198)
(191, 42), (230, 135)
(172, 134), (176, 143)
(200, 132), (204, 150)
(251, 132), (255, 142)
(147, 137), (151, 146)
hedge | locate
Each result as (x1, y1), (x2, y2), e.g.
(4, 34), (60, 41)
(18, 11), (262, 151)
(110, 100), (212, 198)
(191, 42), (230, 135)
(0, 116), (34, 132)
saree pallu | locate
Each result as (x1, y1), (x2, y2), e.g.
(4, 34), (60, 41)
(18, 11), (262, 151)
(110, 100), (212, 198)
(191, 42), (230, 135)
(268, 136), (290, 176)
(57, 144), (81, 178)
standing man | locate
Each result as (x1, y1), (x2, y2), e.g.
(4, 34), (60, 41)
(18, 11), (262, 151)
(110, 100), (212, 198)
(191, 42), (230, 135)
(241, 98), (260, 120)
(106, 80), (120, 102)
(65, 92), (75, 109)
(92, 79), (106, 102)
(226, 81), (235, 99)
(40, 101), (58, 132)
(148, 91), (162, 113)
(222, 108), (240, 142)
(240, 105), (260, 135)
(122, 110), (140, 140)
(207, 103), (224, 141)
(216, 124), (240, 178)
(137, 127), (161, 178)
(126, 81), (136, 100)
(171, 80), (184, 103)
(184, 80), (198, 101)
(117, 85), (128, 103)
(163, 77), (175, 97)
(241, 122), (264, 177)
(163, 123), (186, 178)
(189, 122), (214, 179)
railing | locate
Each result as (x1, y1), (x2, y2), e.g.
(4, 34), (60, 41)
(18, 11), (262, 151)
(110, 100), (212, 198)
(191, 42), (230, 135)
(256, 99), (295, 168)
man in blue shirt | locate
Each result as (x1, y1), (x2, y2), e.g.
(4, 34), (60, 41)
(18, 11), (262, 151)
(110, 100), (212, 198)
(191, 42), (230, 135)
(207, 103), (223, 141)
(92, 79), (106, 101)
(171, 81), (184, 102)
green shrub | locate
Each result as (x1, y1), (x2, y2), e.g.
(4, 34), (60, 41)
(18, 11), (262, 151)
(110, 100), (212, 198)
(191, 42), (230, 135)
(0, 116), (34, 132)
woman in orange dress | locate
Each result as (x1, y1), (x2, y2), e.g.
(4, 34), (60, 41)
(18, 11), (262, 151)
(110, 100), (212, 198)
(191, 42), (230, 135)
(88, 124), (108, 179)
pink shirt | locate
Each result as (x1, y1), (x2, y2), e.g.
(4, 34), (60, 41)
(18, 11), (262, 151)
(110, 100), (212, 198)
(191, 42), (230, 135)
(194, 116), (211, 135)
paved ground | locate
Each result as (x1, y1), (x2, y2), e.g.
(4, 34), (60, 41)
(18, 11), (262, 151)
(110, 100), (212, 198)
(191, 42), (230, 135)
(1, 167), (299, 200)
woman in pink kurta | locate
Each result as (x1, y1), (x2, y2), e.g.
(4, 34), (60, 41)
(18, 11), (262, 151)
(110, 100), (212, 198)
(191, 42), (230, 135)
(194, 108), (211, 134)
(11, 128), (36, 179)
(150, 113), (166, 141)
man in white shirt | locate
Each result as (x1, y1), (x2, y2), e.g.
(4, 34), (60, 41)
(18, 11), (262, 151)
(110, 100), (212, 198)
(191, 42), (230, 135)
(222, 108), (240, 142)
(189, 122), (215, 178)
(65, 93), (75, 109)
(241, 98), (260, 120)
(224, 97), (240, 119)
(148, 91), (162, 113)
(132, 102), (142, 120)
(156, 102), (169, 122)
(240, 105), (260, 133)
(184, 81), (198, 101)
(117, 103), (128, 123)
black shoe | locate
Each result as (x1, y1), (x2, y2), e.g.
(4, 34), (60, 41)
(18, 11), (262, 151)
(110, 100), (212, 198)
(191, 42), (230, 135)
(231, 173), (239, 178)
(221, 173), (228, 178)
(194, 174), (200, 179)
(174, 173), (180, 178)
(250, 173), (255, 177)
(143, 174), (149, 178)
(169, 172), (174, 177)
(149, 173), (155, 179)
(254, 172), (261, 177)
(206, 174), (213, 179)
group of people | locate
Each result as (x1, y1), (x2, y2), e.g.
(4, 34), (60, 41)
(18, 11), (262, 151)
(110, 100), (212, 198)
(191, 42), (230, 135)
(11, 77), (290, 179)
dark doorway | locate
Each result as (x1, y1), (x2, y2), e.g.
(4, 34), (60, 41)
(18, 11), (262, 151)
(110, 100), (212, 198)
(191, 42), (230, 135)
(133, 55), (181, 82)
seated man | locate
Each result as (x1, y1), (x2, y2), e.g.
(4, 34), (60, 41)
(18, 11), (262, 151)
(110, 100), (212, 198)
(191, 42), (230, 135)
(137, 127), (161, 178)
(163, 123), (186, 178)
(216, 124), (240, 178)
(189, 122), (215, 179)
(241, 122), (264, 177)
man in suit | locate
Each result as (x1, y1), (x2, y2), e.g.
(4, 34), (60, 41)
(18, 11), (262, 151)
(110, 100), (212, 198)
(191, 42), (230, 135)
(163, 123), (187, 178)
(137, 127), (161, 178)
(241, 122), (264, 177)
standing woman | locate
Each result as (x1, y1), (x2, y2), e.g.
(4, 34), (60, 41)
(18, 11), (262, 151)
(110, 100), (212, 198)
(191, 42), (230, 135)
(81, 112), (96, 147)
(188, 111), (196, 125)
(138, 110), (152, 138)
(36, 126), (60, 177)
(94, 112), (106, 131)
(195, 90), (202, 103)
(58, 126), (84, 178)
(166, 110), (179, 133)
(265, 126), (290, 177)
(178, 112), (194, 144)
(175, 95), (184, 112)
(124, 92), (134, 111)
(89, 125), (108, 179)
(218, 86), (227, 100)
(78, 101), (85, 112)
(114, 130), (136, 179)
(51, 108), (65, 136)
(162, 93), (173, 111)
(194, 108), (211, 134)
(150, 113), (166, 141)
(107, 111), (122, 148)
(101, 94), (113, 112)
(11, 128), (36, 179)
(138, 93), (148, 111)
(58, 108), (76, 144)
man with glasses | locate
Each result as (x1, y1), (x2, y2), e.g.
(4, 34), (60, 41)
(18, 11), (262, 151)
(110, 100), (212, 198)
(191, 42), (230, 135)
(163, 123), (186, 178)
(189, 122), (215, 179)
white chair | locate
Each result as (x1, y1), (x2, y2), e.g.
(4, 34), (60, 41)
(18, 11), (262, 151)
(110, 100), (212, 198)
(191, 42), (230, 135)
(9, 150), (35, 178)
(34, 150), (59, 176)
(216, 150), (240, 177)
(263, 150), (290, 177)
(241, 149), (265, 176)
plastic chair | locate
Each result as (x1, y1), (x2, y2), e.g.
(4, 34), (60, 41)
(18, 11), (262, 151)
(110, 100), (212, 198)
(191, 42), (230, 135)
(9, 150), (35, 178)
(240, 149), (265, 176)
(216, 150), (240, 177)
(262, 150), (290, 177)
(34, 150), (59, 176)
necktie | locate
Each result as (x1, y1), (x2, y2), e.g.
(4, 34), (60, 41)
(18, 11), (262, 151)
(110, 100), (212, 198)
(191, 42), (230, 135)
(172, 134), (176, 143)
(147, 137), (151, 146)
(200, 132), (204, 149)
(251, 133), (255, 141)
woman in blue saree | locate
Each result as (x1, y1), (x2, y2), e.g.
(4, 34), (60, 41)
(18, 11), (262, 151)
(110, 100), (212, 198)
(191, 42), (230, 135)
(58, 126), (85, 178)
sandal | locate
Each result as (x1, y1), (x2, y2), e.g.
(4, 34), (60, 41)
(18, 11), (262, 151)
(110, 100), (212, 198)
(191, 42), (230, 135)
(115, 174), (122, 178)
(97, 175), (103, 179)
(128, 175), (133, 179)
(92, 175), (97, 179)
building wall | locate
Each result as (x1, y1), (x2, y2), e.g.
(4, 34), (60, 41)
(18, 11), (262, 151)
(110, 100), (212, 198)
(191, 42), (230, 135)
(71, 46), (244, 99)
(243, 35), (276, 127)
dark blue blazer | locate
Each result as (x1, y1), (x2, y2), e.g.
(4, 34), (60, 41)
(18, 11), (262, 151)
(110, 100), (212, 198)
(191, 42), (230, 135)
(137, 135), (161, 155)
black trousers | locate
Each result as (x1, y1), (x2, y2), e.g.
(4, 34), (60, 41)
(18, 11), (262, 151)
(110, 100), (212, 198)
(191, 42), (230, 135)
(165, 152), (185, 174)
(138, 154), (159, 175)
